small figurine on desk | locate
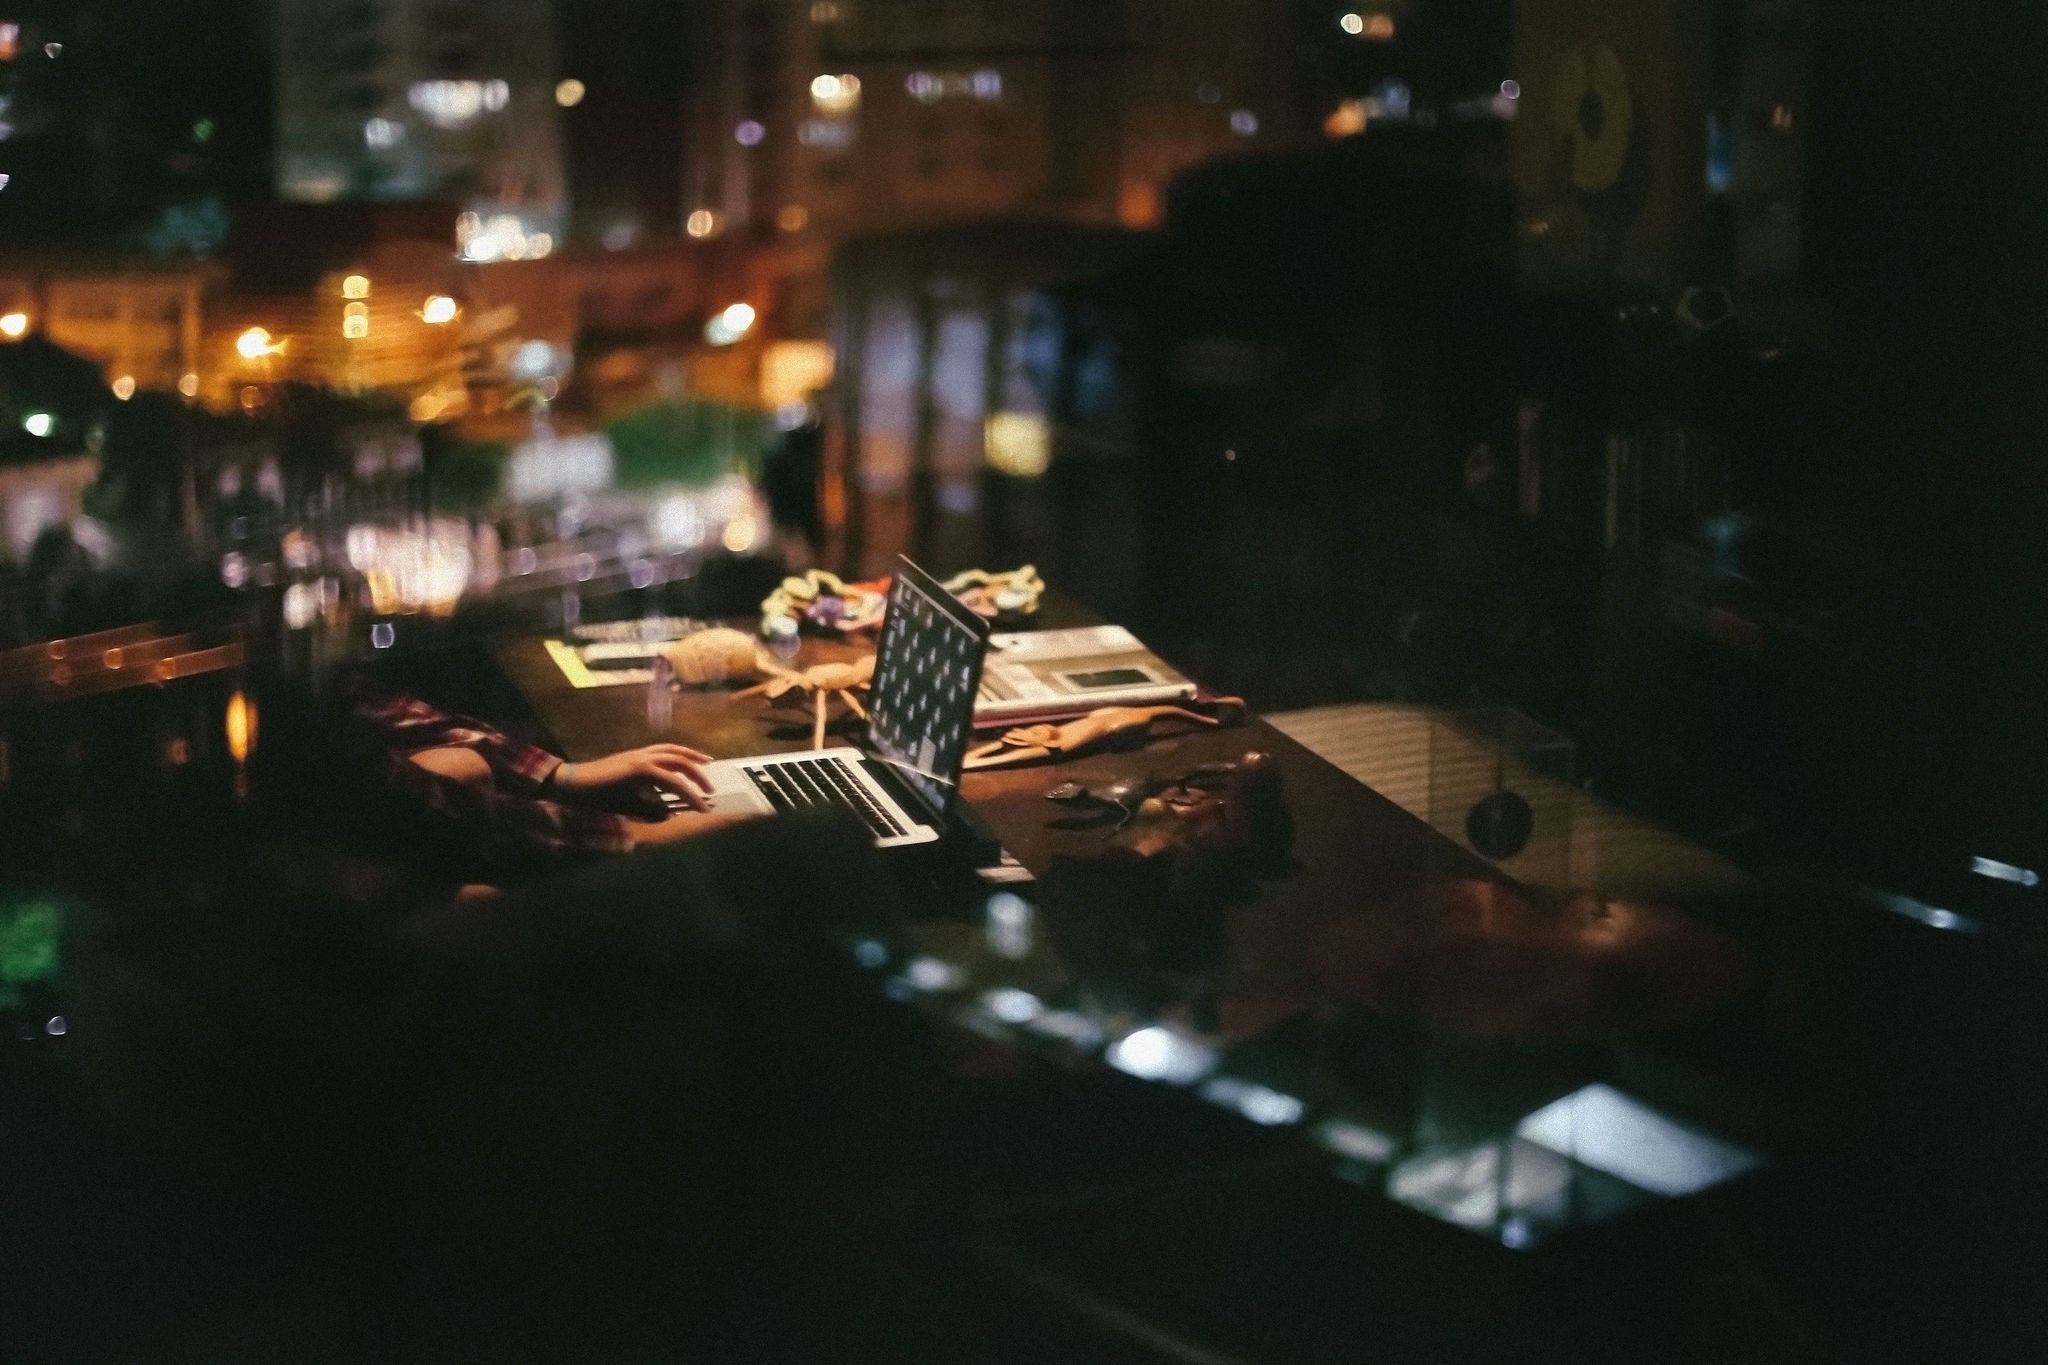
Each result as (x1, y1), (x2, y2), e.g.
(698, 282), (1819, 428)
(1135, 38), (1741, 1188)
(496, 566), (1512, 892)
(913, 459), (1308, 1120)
(962, 698), (1246, 771)
(657, 627), (764, 687)
(736, 653), (875, 750)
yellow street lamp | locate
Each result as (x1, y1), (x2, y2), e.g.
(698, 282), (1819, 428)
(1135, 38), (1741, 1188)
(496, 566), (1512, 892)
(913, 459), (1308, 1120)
(236, 326), (276, 359)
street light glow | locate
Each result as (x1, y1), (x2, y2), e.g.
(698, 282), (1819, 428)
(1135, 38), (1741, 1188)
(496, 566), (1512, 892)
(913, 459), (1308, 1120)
(422, 295), (459, 324)
(22, 411), (51, 437)
(555, 78), (585, 107)
(0, 311), (27, 337)
(236, 327), (275, 359)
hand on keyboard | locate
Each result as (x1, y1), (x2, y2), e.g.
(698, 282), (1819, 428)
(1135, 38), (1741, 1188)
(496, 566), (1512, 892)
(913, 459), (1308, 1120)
(553, 744), (716, 812)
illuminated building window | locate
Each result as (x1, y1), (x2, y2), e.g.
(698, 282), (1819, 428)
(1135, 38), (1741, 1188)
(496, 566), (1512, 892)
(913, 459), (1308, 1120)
(908, 69), (1003, 103)
(407, 79), (511, 128)
(798, 118), (854, 150)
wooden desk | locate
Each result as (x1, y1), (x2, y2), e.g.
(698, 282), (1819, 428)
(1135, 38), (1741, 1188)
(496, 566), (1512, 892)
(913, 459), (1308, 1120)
(493, 618), (1800, 1361)
(497, 628), (1493, 976)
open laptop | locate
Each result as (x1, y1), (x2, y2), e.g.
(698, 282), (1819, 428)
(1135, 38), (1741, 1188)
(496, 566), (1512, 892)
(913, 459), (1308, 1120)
(661, 556), (990, 848)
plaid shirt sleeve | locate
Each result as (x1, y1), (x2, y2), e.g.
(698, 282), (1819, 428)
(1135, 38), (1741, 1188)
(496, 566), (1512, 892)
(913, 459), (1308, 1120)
(356, 692), (632, 862)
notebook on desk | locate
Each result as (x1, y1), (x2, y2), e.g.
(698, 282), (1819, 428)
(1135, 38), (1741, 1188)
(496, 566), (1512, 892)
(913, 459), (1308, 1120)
(661, 556), (990, 849)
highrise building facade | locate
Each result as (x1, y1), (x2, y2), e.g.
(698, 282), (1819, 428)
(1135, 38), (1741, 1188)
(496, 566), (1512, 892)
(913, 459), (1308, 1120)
(275, 0), (567, 261)
(683, 0), (1307, 254)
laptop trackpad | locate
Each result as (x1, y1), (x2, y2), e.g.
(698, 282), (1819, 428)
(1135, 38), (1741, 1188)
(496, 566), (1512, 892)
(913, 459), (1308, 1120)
(660, 762), (775, 817)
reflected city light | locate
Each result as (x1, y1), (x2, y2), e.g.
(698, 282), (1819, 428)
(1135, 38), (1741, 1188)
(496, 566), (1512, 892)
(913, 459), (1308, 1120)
(980, 987), (1044, 1025)
(1515, 1084), (1760, 1198)
(705, 302), (756, 346)
(983, 412), (1050, 477)
(1199, 1076), (1305, 1126)
(0, 311), (27, 337)
(408, 79), (507, 128)
(655, 495), (707, 549)
(1025, 1009), (1105, 1049)
(903, 956), (967, 993)
(1315, 1118), (1398, 1164)
(1970, 856), (2040, 887)
(721, 511), (758, 553)
(224, 690), (257, 764)
(985, 890), (1032, 957)
(1324, 99), (1368, 139)
(282, 582), (318, 630)
(810, 73), (861, 114)
(343, 520), (477, 615)
(1106, 1026), (1218, 1085)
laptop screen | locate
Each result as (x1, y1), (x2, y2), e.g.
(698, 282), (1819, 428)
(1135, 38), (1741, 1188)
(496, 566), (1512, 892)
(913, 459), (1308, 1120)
(866, 557), (990, 820)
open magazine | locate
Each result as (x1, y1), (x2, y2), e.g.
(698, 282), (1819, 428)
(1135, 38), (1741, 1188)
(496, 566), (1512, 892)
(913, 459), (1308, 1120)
(974, 625), (1194, 726)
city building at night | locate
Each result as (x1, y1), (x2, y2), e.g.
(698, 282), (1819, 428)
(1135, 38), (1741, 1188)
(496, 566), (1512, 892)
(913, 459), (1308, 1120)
(275, 0), (568, 259)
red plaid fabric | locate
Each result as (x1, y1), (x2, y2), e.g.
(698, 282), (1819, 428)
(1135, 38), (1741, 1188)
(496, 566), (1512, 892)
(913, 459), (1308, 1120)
(353, 693), (633, 862)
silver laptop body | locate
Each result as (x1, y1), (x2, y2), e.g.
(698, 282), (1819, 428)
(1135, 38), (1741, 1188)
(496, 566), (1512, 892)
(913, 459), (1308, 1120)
(662, 557), (990, 847)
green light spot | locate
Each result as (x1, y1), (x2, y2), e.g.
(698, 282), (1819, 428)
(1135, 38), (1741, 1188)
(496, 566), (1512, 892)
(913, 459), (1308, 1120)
(0, 901), (61, 1009)
(192, 118), (215, 143)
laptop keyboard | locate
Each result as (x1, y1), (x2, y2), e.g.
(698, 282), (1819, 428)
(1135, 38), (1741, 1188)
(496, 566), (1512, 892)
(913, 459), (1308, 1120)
(743, 756), (908, 840)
